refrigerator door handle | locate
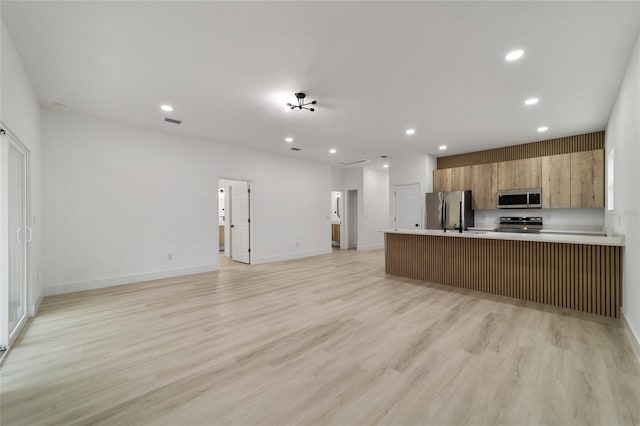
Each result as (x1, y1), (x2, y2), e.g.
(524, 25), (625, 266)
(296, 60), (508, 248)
(442, 198), (446, 231)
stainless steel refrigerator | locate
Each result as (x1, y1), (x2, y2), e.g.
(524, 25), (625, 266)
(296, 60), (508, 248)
(425, 190), (474, 231)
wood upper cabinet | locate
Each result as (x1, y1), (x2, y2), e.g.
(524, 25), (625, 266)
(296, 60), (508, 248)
(570, 150), (604, 208)
(470, 163), (497, 209)
(434, 149), (603, 210)
(497, 157), (542, 190)
(433, 168), (451, 192)
(449, 166), (471, 192)
(541, 153), (571, 208)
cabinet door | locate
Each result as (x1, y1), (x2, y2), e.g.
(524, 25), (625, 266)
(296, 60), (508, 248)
(433, 168), (451, 192)
(470, 163), (497, 209)
(571, 150), (604, 208)
(541, 154), (571, 208)
(450, 166), (472, 192)
(498, 158), (542, 190)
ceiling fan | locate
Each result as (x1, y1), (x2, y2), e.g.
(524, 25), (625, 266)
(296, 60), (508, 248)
(287, 92), (317, 112)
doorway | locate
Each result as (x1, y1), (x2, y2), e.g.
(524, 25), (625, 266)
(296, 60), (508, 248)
(394, 183), (423, 229)
(218, 178), (251, 264)
(330, 191), (342, 247)
(1, 126), (30, 355)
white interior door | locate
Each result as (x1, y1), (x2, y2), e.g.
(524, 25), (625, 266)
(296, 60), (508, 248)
(1, 129), (29, 351)
(231, 181), (250, 264)
(394, 183), (422, 229)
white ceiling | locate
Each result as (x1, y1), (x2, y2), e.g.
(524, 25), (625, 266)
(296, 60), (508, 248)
(2, 1), (640, 167)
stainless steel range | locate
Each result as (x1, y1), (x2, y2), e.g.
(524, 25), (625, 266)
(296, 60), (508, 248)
(496, 216), (543, 233)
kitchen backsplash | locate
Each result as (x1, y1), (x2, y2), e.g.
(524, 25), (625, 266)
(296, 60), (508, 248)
(474, 208), (605, 229)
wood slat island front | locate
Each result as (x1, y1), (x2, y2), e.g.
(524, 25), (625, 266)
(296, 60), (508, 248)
(384, 230), (623, 318)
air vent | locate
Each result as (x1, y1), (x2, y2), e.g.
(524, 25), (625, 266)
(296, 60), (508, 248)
(338, 159), (369, 166)
(380, 155), (388, 159)
(164, 118), (182, 124)
(290, 147), (302, 151)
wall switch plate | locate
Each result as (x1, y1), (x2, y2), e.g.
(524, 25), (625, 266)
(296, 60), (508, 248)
(168, 253), (173, 260)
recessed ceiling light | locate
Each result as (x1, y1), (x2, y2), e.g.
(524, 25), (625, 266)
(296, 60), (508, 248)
(161, 104), (173, 112)
(524, 98), (539, 106)
(383, 164), (389, 168)
(329, 149), (337, 154)
(505, 49), (524, 61)
(439, 145), (447, 150)
(285, 137), (293, 143)
(537, 126), (549, 132)
(406, 129), (416, 135)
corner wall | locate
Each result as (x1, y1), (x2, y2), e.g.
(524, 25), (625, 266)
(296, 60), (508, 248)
(42, 109), (332, 295)
(605, 31), (640, 346)
(0, 19), (43, 315)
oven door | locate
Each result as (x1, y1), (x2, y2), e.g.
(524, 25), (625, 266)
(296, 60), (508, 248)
(497, 192), (529, 209)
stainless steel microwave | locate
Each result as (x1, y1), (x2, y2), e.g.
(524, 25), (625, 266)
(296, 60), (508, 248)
(497, 188), (542, 209)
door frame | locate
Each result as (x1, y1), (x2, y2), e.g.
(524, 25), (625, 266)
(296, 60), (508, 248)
(393, 182), (422, 230)
(0, 123), (31, 354)
(218, 177), (253, 265)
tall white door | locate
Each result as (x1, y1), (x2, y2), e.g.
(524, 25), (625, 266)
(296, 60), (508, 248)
(394, 183), (422, 229)
(231, 181), (250, 264)
(1, 129), (29, 351)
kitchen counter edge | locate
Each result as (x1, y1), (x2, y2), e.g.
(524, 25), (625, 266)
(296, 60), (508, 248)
(383, 229), (624, 247)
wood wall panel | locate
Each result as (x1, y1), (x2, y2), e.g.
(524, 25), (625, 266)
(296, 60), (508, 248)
(437, 131), (604, 169)
(384, 233), (621, 318)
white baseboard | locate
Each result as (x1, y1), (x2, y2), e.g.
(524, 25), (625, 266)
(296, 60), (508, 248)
(253, 248), (332, 265)
(357, 243), (384, 251)
(30, 290), (43, 317)
(622, 309), (640, 362)
(43, 264), (219, 296)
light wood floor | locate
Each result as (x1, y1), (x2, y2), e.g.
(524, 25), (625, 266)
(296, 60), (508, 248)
(2, 249), (640, 425)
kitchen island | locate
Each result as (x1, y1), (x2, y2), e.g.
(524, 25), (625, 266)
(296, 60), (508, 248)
(384, 229), (624, 318)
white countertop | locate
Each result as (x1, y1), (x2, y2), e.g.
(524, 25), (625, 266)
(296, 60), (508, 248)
(383, 228), (624, 246)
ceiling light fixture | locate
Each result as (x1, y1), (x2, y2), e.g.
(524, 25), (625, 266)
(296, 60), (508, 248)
(383, 164), (389, 168)
(524, 98), (539, 106)
(329, 149), (337, 154)
(285, 137), (293, 143)
(406, 129), (416, 135)
(439, 145), (447, 150)
(161, 104), (173, 112)
(505, 49), (524, 61)
(537, 126), (549, 132)
(287, 92), (317, 111)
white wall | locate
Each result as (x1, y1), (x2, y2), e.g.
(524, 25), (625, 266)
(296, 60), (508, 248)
(605, 32), (640, 346)
(42, 109), (332, 295)
(331, 166), (345, 191)
(0, 19), (43, 315)
(388, 154), (437, 228)
(361, 167), (389, 250)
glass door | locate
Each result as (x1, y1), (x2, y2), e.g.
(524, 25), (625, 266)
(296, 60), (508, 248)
(1, 128), (29, 351)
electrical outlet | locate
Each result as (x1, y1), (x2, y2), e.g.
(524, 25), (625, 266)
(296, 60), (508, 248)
(168, 253), (173, 261)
